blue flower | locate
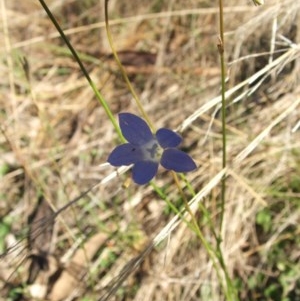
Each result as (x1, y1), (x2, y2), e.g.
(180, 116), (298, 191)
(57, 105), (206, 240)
(108, 113), (197, 185)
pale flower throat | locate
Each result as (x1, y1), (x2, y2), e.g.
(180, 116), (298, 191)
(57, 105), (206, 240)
(142, 139), (163, 162)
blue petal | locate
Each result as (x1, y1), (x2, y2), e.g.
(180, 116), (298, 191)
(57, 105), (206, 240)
(160, 148), (197, 172)
(132, 161), (158, 185)
(156, 128), (182, 148)
(108, 143), (144, 166)
(119, 113), (153, 146)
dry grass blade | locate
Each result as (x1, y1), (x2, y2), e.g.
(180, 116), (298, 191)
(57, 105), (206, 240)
(235, 93), (300, 164)
(8, 6), (257, 50)
(179, 47), (300, 132)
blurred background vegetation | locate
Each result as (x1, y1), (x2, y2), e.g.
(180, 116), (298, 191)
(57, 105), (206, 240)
(0, 0), (300, 300)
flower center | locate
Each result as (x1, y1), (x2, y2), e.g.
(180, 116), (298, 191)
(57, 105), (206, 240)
(143, 140), (163, 162)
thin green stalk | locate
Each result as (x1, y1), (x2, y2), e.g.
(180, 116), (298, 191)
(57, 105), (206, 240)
(217, 1), (237, 300)
(151, 182), (196, 231)
(104, 0), (154, 131)
(38, 0), (123, 140)
(179, 173), (195, 196)
(172, 172), (231, 298)
(179, 174), (220, 240)
(218, 0), (227, 236)
(172, 172), (200, 231)
(153, 178), (230, 300)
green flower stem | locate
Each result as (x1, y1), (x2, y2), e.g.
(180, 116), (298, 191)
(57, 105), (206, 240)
(151, 181), (195, 230)
(217, 0), (237, 299)
(38, 0), (123, 141)
(104, 0), (154, 131)
(172, 172), (231, 297)
(218, 0), (227, 237)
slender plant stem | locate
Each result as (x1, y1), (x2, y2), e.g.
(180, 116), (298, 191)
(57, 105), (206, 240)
(171, 173), (229, 296)
(38, 0), (123, 140)
(172, 172), (199, 230)
(217, 1), (238, 300)
(104, 0), (154, 131)
(218, 0), (227, 236)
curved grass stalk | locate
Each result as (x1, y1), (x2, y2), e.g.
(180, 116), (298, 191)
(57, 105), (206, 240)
(217, 0), (237, 299)
(104, 0), (154, 131)
(38, 0), (123, 141)
(218, 0), (227, 238)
